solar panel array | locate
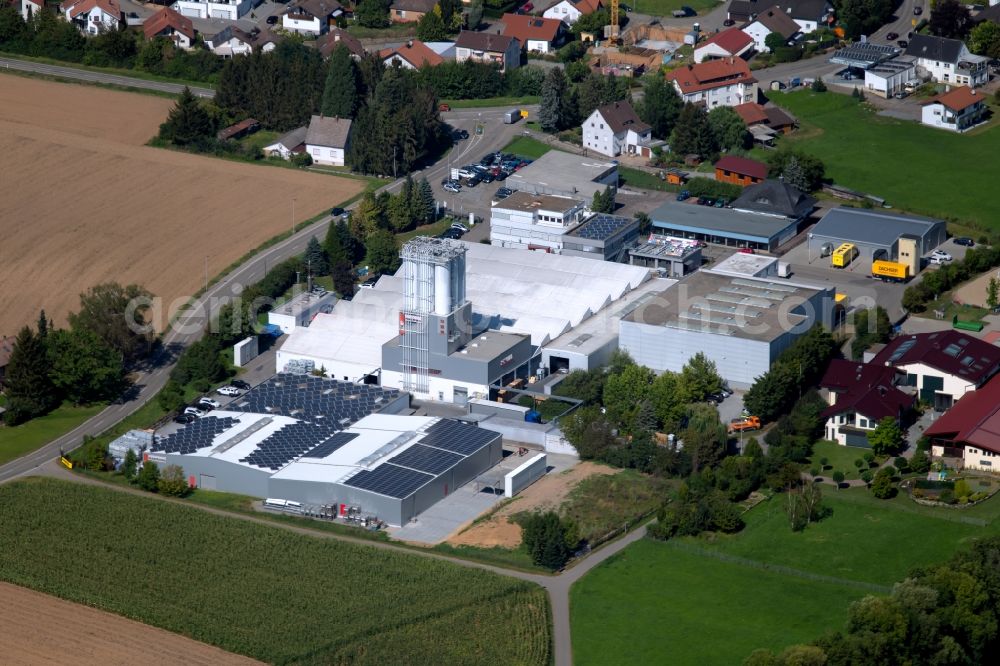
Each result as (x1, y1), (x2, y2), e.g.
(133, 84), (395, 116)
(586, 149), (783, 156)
(418, 419), (499, 456)
(303, 431), (360, 459)
(573, 214), (633, 241)
(343, 420), (501, 499)
(239, 421), (339, 471)
(153, 416), (239, 455)
(229, 373), (400, 425)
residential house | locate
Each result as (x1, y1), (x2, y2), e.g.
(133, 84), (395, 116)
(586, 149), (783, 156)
(389, 0), (436, 23)
(820, 359), (915, 447)
(581, 100), (652, 158)
(20, 0), (43, 21)
(61, 0), (122, 35)
(905, 34), (989, 87)
(172, 0), (252, 21)
(973, 4), (1000, 27)
(143, 7), (196, 50)
(207, 27), (280, 57)
(714, 155), (767, 186)
(0, 336), (13, 390)
(665, 57), (758, 108)
(264, 126), (308, 160)
(283, 0), (343, 36)
(730, 179), (816, 219)
(305, 115), (353, 166)
(921, 85), (988, 132)
(733, 102), (797, 133)
(379, 39), (444, 69)
(315, 27), (366, 59)
(742, 5), (801, 53)
(455, 31), (521, 72)
(500, 13), (565, 54)
(694, 27), (755, 63)
(542, 0), (601, 26)
(727, 0), (832, 32)
(871, 330), (1000, 411)
(924, 375), (1000, 471)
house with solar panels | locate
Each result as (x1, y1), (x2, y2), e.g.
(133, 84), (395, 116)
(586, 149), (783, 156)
(147, 374), (504, 526)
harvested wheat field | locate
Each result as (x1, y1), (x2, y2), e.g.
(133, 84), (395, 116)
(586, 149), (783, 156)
(0, 581), (261, 666)
(447, 461), (617, 549)
(0, 74), (364, 334)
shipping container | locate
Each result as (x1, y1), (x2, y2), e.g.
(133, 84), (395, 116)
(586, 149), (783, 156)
(503, 109), (520, 124)
(831, 243), (858, 268)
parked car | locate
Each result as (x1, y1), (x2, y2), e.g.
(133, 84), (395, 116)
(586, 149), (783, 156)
(439, 103), (451, 111)
(174, 413), (197, 424)
(723, 18), (735, 26)
(893, 91), (908, 99)
(931, 249), (953, 261)
(738, 247), (755, 254)
(676, 189), (691, 202)
(451, 222), (469, 232)
(452, 129), (469, 140)
(443, 182), (461, 193)
(887, 32), (898, 41)
(707, 391), (727, 405)
(929, 255), (947, 265)
(479, 171), (495, 183)
(714, 198), (726, 208)
(231, 379), (251, 390)
(330, 207), (345, 218)
(953, 237), (975, 247)
(266, 15), (278, 24)
(217, 386), (242, 396)
(495, 187), (513, 200)
(198, 397), (221, 409)
(438, 228), (463, 239)
(914, 5), (922, 15)
(184, 406), (205, 417)
(456, 167), (477, 179)
(897, 40), (908, 48)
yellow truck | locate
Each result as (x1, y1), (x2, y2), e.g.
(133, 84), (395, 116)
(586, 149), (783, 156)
(871, 260), (911, 283)
(831, 243), (858, 268)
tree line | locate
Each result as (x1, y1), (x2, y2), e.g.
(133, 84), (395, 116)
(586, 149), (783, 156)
(3, 284), (155, 426)
(0, 7), (222, 81)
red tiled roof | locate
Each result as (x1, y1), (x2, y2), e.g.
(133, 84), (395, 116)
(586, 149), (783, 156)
(665, 57), (756, 94)
(143, 7), (194, 41)
(733, 102), (769, 125)
(379, 39), (444, 68)
(871, 330), (1000, 387)
(819, 359), (915, 423)
(700, 27), (754, 54)
(925, 374), (1000, 453)
(922, 86), (985, 112)
(65, 0), (120, 19)
(714, 155), (767, 180)
(501, 13), (563, 43)
(572, 0), (602, 13)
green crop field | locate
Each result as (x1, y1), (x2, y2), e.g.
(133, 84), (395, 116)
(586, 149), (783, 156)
(0, 478), (551, 665)
(764, 91), (1000, 229)
(571, 539), (866, 665)
(571, 486), (1000, 663)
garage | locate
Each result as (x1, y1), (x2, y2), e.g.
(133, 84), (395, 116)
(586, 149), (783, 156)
(806, 208), (947, 271)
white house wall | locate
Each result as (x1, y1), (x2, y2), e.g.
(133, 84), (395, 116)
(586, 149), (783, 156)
(306, 143), (346, 166)
(964, 445), (1000, 472)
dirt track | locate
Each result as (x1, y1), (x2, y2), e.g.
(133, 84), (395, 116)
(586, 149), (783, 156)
(0, 74), (364, 334)
(0, 581), (261, 665)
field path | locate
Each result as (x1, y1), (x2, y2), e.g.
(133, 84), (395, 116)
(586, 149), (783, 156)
(0, 581), (262, 665)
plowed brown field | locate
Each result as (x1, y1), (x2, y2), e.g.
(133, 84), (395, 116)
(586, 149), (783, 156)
(0, 75), (364, 334)
(0, 581), (262, 665)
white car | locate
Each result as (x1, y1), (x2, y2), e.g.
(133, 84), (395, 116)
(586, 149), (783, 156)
(183, 407), (203, 417)
(198, 397), (221, 409)
(451, 222), (469, 232)
(217, 386), (242, 396)
(931, 250), (953, 261)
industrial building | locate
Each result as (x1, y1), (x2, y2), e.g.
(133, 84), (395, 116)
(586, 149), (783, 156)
(489, 192), (590, 252)
(276, 238), (658, 398)
(267, 288), (337, 335)
(561, 214), (641, 262)
(147, 374), (504, 526)
(806, 207), (947, 268)
(628, 234), (703, 276)
(505, 150), (619, 200)
(619, 269), (836, 385)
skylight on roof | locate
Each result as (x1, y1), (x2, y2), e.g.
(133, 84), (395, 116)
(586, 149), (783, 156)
(943, 343), (962, 357)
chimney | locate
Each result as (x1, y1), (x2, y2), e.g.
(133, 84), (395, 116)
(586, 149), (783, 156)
(407, 39), (413, 48)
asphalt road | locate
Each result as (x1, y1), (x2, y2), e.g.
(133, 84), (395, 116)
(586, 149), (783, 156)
(0, 56), (215, 97)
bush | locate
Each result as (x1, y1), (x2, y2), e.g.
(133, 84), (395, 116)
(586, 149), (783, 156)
(810, 466), (820, 478)
(938, 489), (955, 504)
(870, 468), (894, 499)
(910, 449), (931, 473)
(854, 458), (864, 469)
(861, 469), (873, 484)
(894, 456), (910, 474)
(954, 478), (972, 500)
(832, 470), (845, 486)
(520, 511), (578, 570)
(158, 464), (191, 497)
(136, 461), (161, 493)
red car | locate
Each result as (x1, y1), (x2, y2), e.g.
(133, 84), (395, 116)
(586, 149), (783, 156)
(738, 247), (755, 254)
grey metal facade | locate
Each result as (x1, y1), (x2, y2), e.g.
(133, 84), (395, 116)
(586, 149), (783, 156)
(166, 453), (273, 498)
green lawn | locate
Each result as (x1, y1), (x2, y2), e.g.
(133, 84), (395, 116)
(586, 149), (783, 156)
(571, 539), (865, 665)
(915, 296), (990, 324)
(807, 440), (871, 481)
(765, 91), (1000, 229)
(502, 136), (553, 159)
(0, 404), (104, 466)
(683, 487), (1000, 586)
(0, 51), (214, 89)
(442, 96), (540, 109)
(627, 0), (720, 17)
(619, 165), (678, 192)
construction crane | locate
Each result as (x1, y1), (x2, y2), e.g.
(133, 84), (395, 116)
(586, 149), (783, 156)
(608, 0), (620, 42)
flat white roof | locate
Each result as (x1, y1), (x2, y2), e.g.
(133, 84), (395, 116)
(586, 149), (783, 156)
(710, 253), (778, 277)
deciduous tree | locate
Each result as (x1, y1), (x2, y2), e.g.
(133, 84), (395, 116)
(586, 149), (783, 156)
(969, 20), (1000, 59)
(158, 464), (191, 497)
(930, 0), (972, 39)
(47, 328), (124, 404)
(364, 230), (400, 276)
(637, 75), (682, 139)
(69, 282), (155, 363)
(708, 106), (750, 151)
(868, 416), (903, 456)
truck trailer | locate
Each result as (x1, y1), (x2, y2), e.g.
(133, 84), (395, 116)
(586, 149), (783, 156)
(871, 260), (910, 282)
(503, 109), (521, 124)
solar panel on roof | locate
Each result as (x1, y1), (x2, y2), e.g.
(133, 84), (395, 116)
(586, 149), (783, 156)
(303, 431), (360, 458)
(419, 419), (498, 456)
(344, 463), (434, 499)
(388, 443), (464, 475)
